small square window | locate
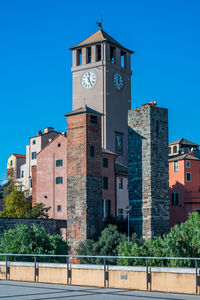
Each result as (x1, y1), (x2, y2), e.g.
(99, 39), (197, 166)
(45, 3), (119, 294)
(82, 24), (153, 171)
(57, 205), (62, 212)
(186, 172), (191, 182)
(186, 160), (191, 168)
(119, 178), (123, 189)
(56, 160), (63, 167)
(103, 158), (108, 168)
(32, 139), (36, 145)
(115, 133), (123, 155)
(31, 152), (37, 160)
(91, 115), (97, 124)
(56, 177), (63, 184)
(90, 146), (95, 157)
(10, 160), (13, 166)
(103, 177), (108, 190)
(174, 161), (178, 172)
(172, 192), (179, 206)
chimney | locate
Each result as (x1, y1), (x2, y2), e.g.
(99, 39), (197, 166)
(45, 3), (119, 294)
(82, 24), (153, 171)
(37, 130), (42, 136)
(44, 127), (54, 134)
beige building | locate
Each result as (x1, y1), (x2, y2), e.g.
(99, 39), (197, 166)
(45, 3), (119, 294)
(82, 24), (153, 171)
(7, 154), (26, 180)
(19, 127), (60, 193)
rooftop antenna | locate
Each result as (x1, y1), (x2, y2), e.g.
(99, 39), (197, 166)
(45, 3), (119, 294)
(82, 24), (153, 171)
(96, 15), (103, 29)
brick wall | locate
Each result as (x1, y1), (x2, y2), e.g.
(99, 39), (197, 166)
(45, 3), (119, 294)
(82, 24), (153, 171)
(67, 111), (103, 254)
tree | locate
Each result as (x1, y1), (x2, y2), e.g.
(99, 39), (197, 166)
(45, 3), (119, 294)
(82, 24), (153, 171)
(0, 173), (50, 219)
(117, 212), (200, 267)
(0, 224), (68, 261)
(78, 225), (127, 264)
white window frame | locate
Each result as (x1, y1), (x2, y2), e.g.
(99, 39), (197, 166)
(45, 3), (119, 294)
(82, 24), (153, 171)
(174, 161), (179, 172)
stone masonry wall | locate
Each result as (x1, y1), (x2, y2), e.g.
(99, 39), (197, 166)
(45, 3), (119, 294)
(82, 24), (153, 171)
(0, 218), (67, 236)
(128, 102), (169, 239)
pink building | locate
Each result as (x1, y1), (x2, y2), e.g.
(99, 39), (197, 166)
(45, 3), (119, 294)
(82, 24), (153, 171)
(33, 134), (67, 220)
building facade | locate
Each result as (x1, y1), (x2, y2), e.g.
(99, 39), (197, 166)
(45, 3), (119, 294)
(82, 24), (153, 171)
(169, 145), (200, 227)
(19, 127), (60, 193)
(7, 154), (26, 180)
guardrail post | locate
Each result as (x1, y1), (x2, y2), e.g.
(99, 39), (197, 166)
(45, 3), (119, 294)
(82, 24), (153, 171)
(146, 259), (148, 290)
(5, 255), (9, 280)
(104, 258), (108, 288)
(34, 256), (37, 282)
(195, 259), (198, 295)
(66, 257), (71, 285)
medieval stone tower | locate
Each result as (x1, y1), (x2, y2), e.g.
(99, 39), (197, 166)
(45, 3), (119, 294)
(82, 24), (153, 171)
(128, 101), (169, 239)
(70, 29), (133, 167)
(65, 106), (103, 253)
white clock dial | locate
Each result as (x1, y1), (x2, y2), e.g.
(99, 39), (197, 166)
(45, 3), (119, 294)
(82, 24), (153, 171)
(114, 73), (123, 91)
(81, 71), (96, 88)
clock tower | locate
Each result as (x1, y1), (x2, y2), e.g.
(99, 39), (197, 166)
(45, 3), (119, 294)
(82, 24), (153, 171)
(70, 29), (133, 166)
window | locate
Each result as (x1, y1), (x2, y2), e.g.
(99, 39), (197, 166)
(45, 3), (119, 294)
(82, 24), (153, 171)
(57, 143), (61, 147)
(103, 199), (111, 218)
(96, 44), (101, 61)
(103, 158), (108, 168)
(91, 115), (97, 124)
(118, 208), (123, 219)
(110, 46), (116, 64)
(21, 170), (24, 178)
(156, 120), (159, 137)
(57, 205), (62, 212)
(186, 172), (191, 182)
(172, 192), (179, 206)
(173, 145), (178, 154)
(169, 147), (171, 155)
(186, 160), (191, 168)
(30, 179), (32, 188)
(90, 146), (95, 157)
(32, 139), (36, 145)
(195, 209), (200, 214)
(121, 51), (125, 68)
(119, 178), (123, 189)
(77, 49), (82, 65)
(56, 177), (63, 184)
(31, 152), (37, 159)
(174, 161), (178, 172)
(56, 160), (63, 167)
(103, 176), (108, 190)
(10, 160), (13, 166)
(115, 133), (123, 155)
(87, 47), (92, 63)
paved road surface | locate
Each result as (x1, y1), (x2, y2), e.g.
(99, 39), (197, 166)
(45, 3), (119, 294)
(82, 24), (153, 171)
(0, 281), (198, 300)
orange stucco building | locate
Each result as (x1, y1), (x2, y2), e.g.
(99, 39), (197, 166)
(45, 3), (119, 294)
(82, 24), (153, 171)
(169, 143), (200, 227)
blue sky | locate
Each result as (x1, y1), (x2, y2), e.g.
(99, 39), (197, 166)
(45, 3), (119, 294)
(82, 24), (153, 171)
(0, 0), (200, 181)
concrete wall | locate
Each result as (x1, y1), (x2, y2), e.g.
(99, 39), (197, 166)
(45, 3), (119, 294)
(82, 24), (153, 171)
(0, 218), (66, 236)
(0, 262), (199, 295)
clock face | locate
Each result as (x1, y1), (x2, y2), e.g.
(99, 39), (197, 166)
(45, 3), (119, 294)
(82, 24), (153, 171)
(81, 71), (96, 88)
(114, 73), (123, 91)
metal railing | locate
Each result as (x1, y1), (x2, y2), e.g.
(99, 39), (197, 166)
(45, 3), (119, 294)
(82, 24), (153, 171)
(0, 254), (200, 293)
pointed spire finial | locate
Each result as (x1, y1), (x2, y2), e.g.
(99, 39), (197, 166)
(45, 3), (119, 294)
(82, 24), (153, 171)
(96, 15), (103, 29)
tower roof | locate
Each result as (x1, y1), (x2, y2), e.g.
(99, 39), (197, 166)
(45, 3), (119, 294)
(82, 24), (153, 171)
(64, 105), (103, 117)
(169, 138), (199, 147)
(69, 29), (134, 53)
